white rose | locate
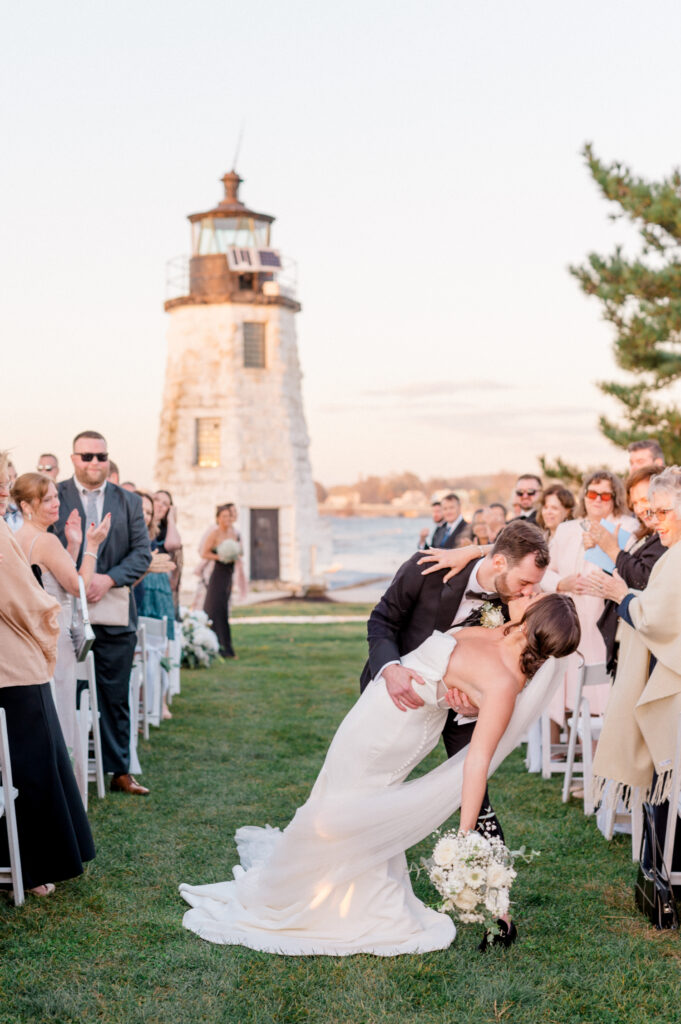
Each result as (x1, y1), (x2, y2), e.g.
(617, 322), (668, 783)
(487, 863), (515, 888)
(485, 889), (510, 917)
(453, 887), (480, 912)
(433, 837), (459, 867)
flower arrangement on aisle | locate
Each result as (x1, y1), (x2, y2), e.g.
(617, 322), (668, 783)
(178, 607), (221, 668)
(215, 538), (243, 564)
(423, 829), (528, 928)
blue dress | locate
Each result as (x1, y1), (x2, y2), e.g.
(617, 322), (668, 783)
(137, 541), (175, 639)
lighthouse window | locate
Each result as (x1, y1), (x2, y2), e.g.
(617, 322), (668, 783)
(194, 418), (221, 467)
(243, 322), (266, 368)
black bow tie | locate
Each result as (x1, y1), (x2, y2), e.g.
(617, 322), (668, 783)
(465, 590), (500, 602)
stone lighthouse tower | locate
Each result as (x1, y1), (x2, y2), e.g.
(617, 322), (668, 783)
(155, 169), (324, 592)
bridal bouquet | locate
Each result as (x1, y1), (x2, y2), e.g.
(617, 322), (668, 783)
(215, 539), (243, 564)
(423, 829), (518, 926)
(178, 608), (221, 668)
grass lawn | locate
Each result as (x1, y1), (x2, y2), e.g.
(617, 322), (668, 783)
(1, 621), (679, 1024)
(231, 599), (374, 618)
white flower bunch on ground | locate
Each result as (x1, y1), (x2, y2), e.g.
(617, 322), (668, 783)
(423, 829), (519, 927)
(178, 607), (221, 668)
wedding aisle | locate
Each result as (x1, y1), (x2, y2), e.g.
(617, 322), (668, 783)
(0, 609), (677, 1024)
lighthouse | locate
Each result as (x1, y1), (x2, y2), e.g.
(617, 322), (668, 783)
(155, 169), (324, 592)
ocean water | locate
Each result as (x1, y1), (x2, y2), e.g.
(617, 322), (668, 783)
(323, 515), (433, 591)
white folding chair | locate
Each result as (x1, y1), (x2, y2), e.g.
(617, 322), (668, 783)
(134, 623), (150, 740)
(167, 634), (182, 703)
(663, 713), (681, 888)
(0, 708), (24, 906)
(562, 662), (610, 814)
(138, 616), (168, 729)
(540, 712), (571, 780)
(75, 687), (90, 810)
(598, 781), (642, 861)
(75, 652), (106, 802)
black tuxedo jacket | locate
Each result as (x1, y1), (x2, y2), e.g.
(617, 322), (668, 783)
(511, 509), (538, 525)
(360, 552), (486, 690)
(53, 478), (152, 634)
(429, 518), (470, 550)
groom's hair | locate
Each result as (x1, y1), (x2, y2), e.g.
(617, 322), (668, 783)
(492, 520), (549, 568)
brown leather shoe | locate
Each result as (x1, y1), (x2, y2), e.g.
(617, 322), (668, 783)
(110, 773), (149, 796)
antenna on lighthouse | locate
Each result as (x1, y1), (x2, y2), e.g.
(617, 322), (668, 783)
(231, 124), (245, 171)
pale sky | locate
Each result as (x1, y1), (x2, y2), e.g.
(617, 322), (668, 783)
(3, 0), (681, 486)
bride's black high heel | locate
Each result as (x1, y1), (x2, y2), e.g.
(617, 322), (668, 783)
(478, 919), (518, 952)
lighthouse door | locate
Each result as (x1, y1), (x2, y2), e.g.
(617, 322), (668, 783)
(250, 509), (280, 580)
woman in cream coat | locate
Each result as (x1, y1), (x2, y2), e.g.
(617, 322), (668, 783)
(588, 467), (681, 824)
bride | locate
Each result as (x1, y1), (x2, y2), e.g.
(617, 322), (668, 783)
(179, 593), (580, 956)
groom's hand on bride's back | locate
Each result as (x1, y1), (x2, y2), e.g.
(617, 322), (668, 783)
(383, 664), (426, 711)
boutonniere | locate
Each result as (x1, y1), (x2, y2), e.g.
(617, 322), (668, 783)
(480, 602), (504, 629)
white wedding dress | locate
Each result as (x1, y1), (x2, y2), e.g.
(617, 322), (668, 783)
(179, 632), (565, 956)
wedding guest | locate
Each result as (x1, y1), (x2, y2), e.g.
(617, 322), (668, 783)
(627, 439), (665, 473)
(108, 461), (120, 485)
(536, 484), (575, 541)
(53, 431), (151, 796)
(587, 466), (665, 675)
(590, 467), (681, 873)
(36, 454), (59, 480)
(470, 508), (490, 546)
(511, 474), (542, 523)
(201, 503), (247, 658)
(418, 500), (444, 549)
(431, 493), (470, 549)
(541, 470), (637, 738)
(153, 489), (183, 612)
(0, 459), (95, 897)
(13, 473), (111, 797)
(3, 460), (22, 533)
(122, 481), (137, 492)
(484, 503), (507, 542)
(135, 492), (176, 641)
(136, 492), (176, 721)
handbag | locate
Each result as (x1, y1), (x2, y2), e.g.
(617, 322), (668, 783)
(634, 802), (679, 930)
(87, 585), (131, 628)
(71, 577), (95, 662)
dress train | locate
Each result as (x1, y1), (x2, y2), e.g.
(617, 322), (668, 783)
(180, 633), (567, 955)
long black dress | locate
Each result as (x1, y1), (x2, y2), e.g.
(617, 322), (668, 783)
(0, 682), (95, 889)
(204, 560), (235, 657)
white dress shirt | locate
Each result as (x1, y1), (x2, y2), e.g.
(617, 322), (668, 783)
(75, 477), (107, 524)
(450, 558), (490, 626)
(438, 513), (463, 546)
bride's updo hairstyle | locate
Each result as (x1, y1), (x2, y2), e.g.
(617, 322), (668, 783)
(519, 594), (581, 679)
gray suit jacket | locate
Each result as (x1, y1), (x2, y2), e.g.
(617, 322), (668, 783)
(53, 478), (152, 634)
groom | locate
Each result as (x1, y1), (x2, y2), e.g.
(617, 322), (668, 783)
(360, 520), (549, 940)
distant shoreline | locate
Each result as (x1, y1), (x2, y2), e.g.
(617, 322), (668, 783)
(318, 505), (430, 518)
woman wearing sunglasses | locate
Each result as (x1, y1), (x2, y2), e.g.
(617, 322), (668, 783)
(588, 467), (681, 870)
(587, 466), (666, 677)
(540, 470), (637, 748)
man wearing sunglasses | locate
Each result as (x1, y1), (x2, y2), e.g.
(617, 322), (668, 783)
(36, 453), (59, 481)
(53, 430), (152, 796)
(511, 474), (542, 524)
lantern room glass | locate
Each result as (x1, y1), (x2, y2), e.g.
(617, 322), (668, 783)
(192, 217), (271, 255)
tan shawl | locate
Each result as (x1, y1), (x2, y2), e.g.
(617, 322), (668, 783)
(0, 520), (60, 687)
(593, 539), (681, 810)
